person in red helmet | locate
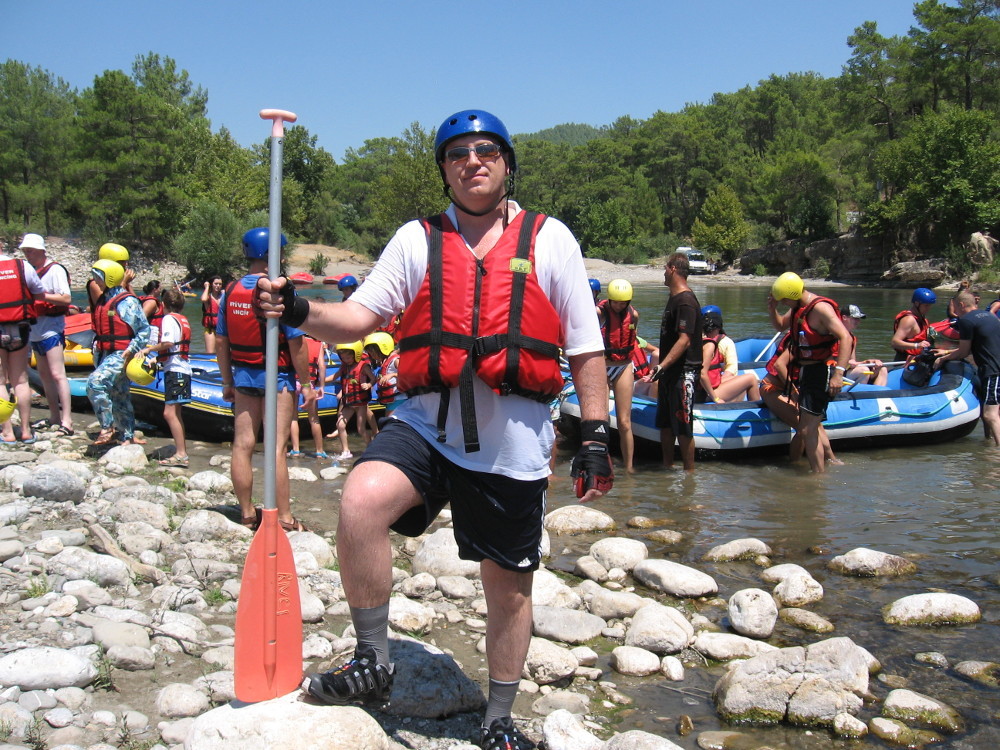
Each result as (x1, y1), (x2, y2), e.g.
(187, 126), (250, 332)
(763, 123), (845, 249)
(256, 110), (610, 750)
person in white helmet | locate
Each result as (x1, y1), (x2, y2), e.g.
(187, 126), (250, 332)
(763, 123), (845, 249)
(19, 234), (74, 436)
(0, 236), (46, 444)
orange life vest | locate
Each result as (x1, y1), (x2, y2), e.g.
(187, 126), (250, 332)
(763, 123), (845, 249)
(703, 333), (725, 388)
(396, 211), (564, 452)
(140, 295), (165, 329)
(893, 309), (930, 358)
(32, 262), (70, 317)
(222, 278), (291, 369)
(157, 312), (191, 363)
(377, 313), (402, 339)
(0, 258), (36, 325)
(790, 296), (841, 363)
(376, 350), (400, 404)
(339, 358), (369, 407)
(305, 336), (325, 385)
(202, 293), (220, 329)
(629, 341), (651, 377)
(92, 291), (137, 353)
(597, 299), (638, 362)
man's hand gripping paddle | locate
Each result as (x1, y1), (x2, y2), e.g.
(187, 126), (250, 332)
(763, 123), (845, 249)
(234, 109), (303, 703)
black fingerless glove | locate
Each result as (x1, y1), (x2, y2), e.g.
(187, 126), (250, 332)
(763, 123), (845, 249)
(571, 420), (614, 498)
(274, 280), (310, 328)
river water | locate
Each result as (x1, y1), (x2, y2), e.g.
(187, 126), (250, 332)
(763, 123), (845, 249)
(126, 284), (999, 746)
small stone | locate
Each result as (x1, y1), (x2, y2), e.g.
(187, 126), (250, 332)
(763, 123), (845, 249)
(914, 652), (949, 668)
(778, 607), (835, 633)
(883, 593), (981, 626)
(953, 660), (1000, 687)
(644, 529), (683, 545)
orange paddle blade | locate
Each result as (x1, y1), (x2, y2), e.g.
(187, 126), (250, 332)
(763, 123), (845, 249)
(234, 509), (303, 702)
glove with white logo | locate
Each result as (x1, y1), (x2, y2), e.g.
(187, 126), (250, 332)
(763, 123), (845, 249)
(571, 420), (614, 498)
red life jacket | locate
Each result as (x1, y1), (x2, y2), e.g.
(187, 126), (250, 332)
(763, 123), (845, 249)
(157, 312), (191, 363)
(339, 358), (369, 407)
(376, 350), (400, 404)
(396, 211), (564, 452)
(0, 258), (36, 325)
(222, 278), (291, 369)
(790, 296), (841, 363)
(597, 299), (638, 362)
(202, 293), (220, 328)
(377, 313), (402, 339)
(629, 341), (651, 378)
(305, 336), (325, 385)
(140, 295), (165, 329)
(765, 333), (791, 378)
(92, 291), (137, 353)
(893, 309), (930, 358)
(703, 333), (725, 388)
(32, 262), (70, 317)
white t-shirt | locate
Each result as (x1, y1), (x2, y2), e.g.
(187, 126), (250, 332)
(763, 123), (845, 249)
(28, 260), (71, 342)
(159, 313), (192, 375)
(351, 202), (603, 480)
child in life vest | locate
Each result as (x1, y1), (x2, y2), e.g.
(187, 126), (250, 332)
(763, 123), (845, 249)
(288, 335), (328, 458)
(331, 341), (375, 460)
(141, 288), (191, 466)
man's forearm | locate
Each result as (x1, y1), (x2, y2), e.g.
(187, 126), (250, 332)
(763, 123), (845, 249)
(568, 351), (608, 424)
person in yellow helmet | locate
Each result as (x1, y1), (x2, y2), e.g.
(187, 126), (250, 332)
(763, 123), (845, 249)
(86, 259), (151, 446)
(596, 279), (638, 471)
(330, 340), (375, 460)
(768, 271), (852, 473)
(86, 243), (136, 309)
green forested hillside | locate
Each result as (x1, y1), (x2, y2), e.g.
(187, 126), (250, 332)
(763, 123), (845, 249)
(2, 0), (999, 279)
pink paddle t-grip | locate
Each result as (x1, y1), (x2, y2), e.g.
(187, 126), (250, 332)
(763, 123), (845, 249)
(259, 109), (298, 138)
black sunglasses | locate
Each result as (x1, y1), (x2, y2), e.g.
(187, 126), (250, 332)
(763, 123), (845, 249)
(443, 143), (503, 163)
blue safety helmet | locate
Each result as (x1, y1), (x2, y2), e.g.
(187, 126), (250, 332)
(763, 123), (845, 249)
(912, 287), (937, 305)
(434, 110), (516, 172)
(337, 274), (358, 291)
(242, 227), (286, 259)
(701, 304), (722, 316)
(588, 278), (601, 294)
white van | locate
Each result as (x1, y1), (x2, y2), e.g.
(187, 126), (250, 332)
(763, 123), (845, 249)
(676, 247), (712, 274)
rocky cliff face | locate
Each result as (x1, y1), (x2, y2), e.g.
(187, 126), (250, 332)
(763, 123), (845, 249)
(739, 234), (949, 286)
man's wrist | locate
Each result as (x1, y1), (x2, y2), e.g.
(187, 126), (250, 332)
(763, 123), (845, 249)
(580, 419), (611, 445)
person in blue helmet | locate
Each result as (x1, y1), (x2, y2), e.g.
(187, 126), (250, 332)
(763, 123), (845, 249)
(891, 287), (937, 361)
(588, 277), (601, 303)
(337, 274), (359, 301)
(256, 110), (611, 750)
(215, 228), (316, 532)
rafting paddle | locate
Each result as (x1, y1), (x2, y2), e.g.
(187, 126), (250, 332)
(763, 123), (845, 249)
(234, 109), (303, 703)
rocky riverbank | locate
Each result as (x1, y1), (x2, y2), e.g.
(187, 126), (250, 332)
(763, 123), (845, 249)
(0, 418), (994, 750)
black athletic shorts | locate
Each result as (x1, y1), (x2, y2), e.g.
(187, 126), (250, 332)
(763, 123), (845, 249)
(164, 371), (192, 405)
(355, 419), (547, 572)
(655, 366), (699, 437)
(797, 361), (834, 418)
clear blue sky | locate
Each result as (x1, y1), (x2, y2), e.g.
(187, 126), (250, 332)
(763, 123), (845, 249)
(7, 0), (921, 161)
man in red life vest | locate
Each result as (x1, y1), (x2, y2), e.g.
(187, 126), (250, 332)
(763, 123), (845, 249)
(0, 237), (45, 444)
(215, 228), (316, 533)
(20, 234), (75, 437)
(891, 287), (937, 361)
(768, 272), (852, 473)
(256, 110), (611, 750)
